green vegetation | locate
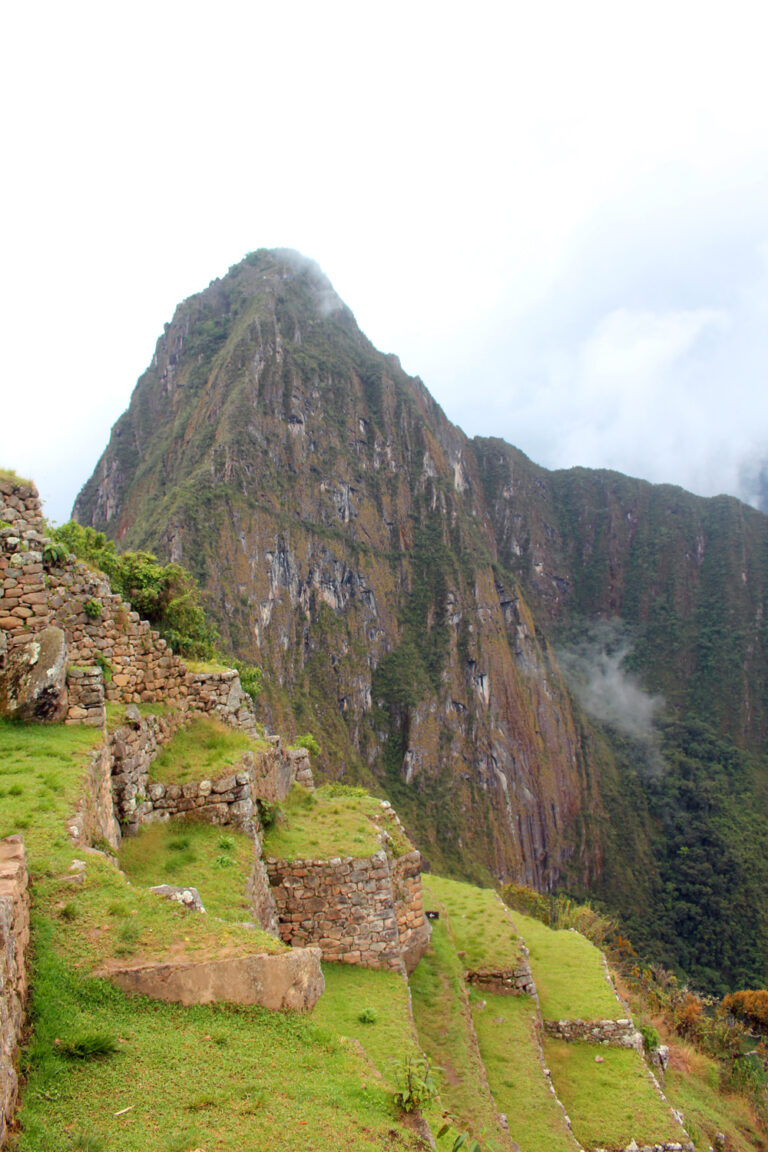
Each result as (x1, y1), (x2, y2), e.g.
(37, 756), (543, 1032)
(52, 521), (220, 659)
(506, 908), (621, 1021)
(262, 784), (392, 861)
(0, 466), (32, 484)
(17, 923), (416, 1152)
(543, 1039), (686, 1149)
(471, 993), (579, 1152)
(422, 875), (524, 973)
(410, 915), (516, 1146)
(312, 963), (420, 1082)
(118, 820), (256, 921)
(147, 717), (257, 785)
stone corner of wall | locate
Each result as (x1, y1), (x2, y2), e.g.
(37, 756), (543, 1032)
(0, 831), (30, 1145)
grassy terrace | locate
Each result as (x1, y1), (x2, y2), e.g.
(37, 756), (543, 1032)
(544, 1039), (687, 1149)
(422, 874), (525, 972)
(263, 783), (411, 862)
(471, 992), (579, 1152)
(148, 716), (258, 785)
(509, 908), (622, 1021)
(1, 718), (422, 1150)
(119, 821), (256, 922)
(410, 914), (520, 1150)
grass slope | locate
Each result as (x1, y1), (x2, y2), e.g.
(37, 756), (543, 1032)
(148, 716), (258, 785)
(471, 991), (579, 1152)
(263, 784), (395, 861)
(544, 1038), (687, 1150)
(118, 820), (256, 922)
(509, 909), (622, 1021)
(421, 874), (524, 972)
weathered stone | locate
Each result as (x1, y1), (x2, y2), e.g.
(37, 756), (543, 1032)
(104, 946), (324, 1010)
(149, 884), (206, 912)
(0, 626), (68, 722)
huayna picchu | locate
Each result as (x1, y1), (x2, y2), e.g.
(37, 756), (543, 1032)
(74, 249), (768, 998)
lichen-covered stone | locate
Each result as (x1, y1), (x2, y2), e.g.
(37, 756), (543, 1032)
(0, 625), (68, 722)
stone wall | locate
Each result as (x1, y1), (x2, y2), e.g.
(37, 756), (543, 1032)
(543, 1017), (643, 1049)
(66, 666), (106, 726)
(391, 851), (432, 974)
(48, 560), (188, 706)
(266, 848), (430, 973)
(0, 481), (262, 729)
(253, 738), (311, 803)
(0, 525), (51, 651)
(67, 739), (122, 852)
(0, 836), (29, 1146)
(110, 708), (194, 833)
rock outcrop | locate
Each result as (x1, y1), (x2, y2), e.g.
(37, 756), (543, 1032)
(104, 946), (325, 1011)
(0, 626), (68, 722)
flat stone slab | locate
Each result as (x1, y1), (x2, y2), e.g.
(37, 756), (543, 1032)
(104, 946), (324, 1011)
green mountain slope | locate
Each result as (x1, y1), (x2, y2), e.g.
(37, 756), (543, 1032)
(73, 249), (768, 993)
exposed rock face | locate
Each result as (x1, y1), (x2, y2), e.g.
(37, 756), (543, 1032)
(73, 248), (768, 932)
(73, 251), (600, 892)
(0, 626), (68, 722)
(105, 946), (324, 1010)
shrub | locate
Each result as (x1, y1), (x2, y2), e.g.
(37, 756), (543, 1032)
(358, 1007), (378, 1024)
(83, 598), (102, 620)
(295, 733), (321, 758)
(392, 1054), (437, 1113)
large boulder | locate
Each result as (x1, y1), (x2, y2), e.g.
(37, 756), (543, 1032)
(104, 946), (324, 1010)
(0, 627), (68, 722)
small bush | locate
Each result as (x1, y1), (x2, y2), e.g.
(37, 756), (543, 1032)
(294, 733), (321, 758)
(639, 1023), (660, 1052)
(94, 652), (113, 682)
(392, 1054), (437, 1113)
(83, 598), (102, 620)
(358, 1007), (378, 1024)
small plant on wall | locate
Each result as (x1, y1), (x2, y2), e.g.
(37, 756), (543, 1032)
(83, 598), (103, 620)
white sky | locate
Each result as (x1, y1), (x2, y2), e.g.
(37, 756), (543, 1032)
(2, 0), (768, 524)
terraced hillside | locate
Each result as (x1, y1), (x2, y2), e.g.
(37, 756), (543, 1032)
(1, 713), (763, 1150)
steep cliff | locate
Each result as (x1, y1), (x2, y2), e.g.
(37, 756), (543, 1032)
(74, 250), (768, 990)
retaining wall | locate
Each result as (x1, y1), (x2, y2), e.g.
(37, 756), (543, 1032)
(543, 1017), (643, 1049)
(0, 836), (29, 1146)
(266, 848), (430, 973)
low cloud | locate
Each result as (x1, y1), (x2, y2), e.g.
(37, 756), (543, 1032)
(557, 621), (664, 745)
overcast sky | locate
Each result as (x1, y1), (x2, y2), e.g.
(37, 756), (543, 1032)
(2, 1), (768, 525)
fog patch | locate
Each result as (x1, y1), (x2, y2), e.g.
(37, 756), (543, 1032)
(558, 622), (664, 743)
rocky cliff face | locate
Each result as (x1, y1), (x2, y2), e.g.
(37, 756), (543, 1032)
(74, 251), (768, 987)
(74, 250), (607, 890)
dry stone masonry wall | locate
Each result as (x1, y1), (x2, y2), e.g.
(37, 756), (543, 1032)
(266, 848), (430, 973)
(0, 481), (262, 729)
(0, 836), (29, 1147)
(543, 1017), (643, 1049)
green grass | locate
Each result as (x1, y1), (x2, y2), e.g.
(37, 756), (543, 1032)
(184, 659), (233, 674)
(16, 920), (421, 1152)
(262, 784), (392, 862)
(148, 717), (257, 785)
(0, 466), (32, 485)
(106, 701), (176, 731)
(311, 963), (420, 1086)
(0, 718), (282, 972)
(471, 991), (579, 1152)
(118, 820), (256, 922)
(422, 874), (524, 972)
(508, 909), (622, 1021)
(410, 913), (516, 1149)
(543, 1039), (687, 1150)
(0, 719), (105, 866)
